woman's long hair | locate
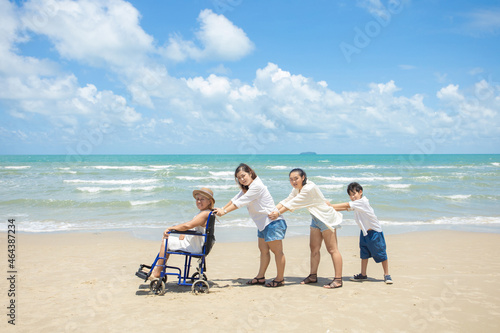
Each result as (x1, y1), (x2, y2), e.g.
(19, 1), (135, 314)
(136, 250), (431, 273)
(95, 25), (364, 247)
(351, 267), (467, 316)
(234, 163), (257, 192)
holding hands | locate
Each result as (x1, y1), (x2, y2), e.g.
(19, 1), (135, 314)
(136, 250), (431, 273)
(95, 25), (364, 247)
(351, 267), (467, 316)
(268, 210), (280, 220)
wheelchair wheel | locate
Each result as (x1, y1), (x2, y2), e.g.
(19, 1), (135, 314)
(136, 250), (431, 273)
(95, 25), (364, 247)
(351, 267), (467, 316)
(149, 279), (166, 295)
(191, 272), (208, 281)
(191, 279), (209, 294)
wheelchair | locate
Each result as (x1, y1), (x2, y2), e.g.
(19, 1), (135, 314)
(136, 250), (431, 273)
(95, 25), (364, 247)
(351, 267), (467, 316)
(136, 211), (216, 295)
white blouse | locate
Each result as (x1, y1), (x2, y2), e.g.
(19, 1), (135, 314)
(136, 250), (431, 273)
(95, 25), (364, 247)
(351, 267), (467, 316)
(231, 177), (283, 231)
(280, 180), (342, 230)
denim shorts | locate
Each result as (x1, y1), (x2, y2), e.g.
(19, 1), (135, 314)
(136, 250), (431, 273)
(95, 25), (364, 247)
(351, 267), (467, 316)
(310, 214), (337, 232)
(258, 219), (287, 242)
(359, 230), (388, 263)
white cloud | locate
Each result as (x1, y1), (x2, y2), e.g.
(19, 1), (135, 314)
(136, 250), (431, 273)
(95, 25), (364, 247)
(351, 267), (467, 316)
(462, 8), (500, 36)
(255, 63), (324, 103)
(399, 64), (416, 70)
(185, 74), (231, 97)
(208, 64), (232, 76)
(1, 1), (498, 153)
(435, 72), (448, 84)
(0, 1), (59, 77)
(435, 81), (499, 141)
(356, 0), (389, 19)
(469, 67), (484, 76)
(20, 0), (154, 67)
(0, 0), (145, 138)
(369, 80), (400, 95)
(355, 0), (407, 20)
(163, 9), (254, 62)
(437, 84), (464, 102)
(166, 63), (440, 145)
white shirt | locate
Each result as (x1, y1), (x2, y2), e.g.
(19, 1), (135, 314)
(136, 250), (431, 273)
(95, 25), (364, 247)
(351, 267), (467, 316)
(231, 177), (282, 231)
(348, 196), (382, 236)
(280, 181), (342, 230)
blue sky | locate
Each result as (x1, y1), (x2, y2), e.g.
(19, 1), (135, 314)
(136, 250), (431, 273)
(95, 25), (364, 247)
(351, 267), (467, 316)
(1, 0), (499, 155)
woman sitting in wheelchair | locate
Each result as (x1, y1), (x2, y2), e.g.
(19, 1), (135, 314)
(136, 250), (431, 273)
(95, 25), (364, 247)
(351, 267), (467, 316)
(147, 187), (215, 280)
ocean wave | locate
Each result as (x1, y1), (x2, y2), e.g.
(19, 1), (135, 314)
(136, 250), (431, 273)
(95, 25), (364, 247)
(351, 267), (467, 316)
(149, 165), (174, 169)
(92, 165), (152, 171)
(65, 178), (159, 185)
(438, 194), (472, 200)
(4, 215), (500, 233)
(422, 165), (457, 169)
(176, 176), (205, 181)
(315, 175), (402, 182)
(0, 220), (141, 233)
(330, 165), (377, 169)
(379, 216), (500, 226)
(130, 200), (162, 206)
(491, 162), (500, 167)
(266, 165), (288, 170)
(0, 198), (164, 208)
(76, 186), (159, 193)
(174, 164), (208, 170)
(306, 165), (389, 170)
(59, 169), (77, 174)
(3, 166), (31, 169)
(89, 165), (174, 172)
(385, 184), (412, 190)
(202, 184), (238, 190)
(413, 176), (440, 181)
(176, 175), (233, 181)
(209, 171), (234, 177)
(428, 216), (500, 225)
(318, 184), (344, 190)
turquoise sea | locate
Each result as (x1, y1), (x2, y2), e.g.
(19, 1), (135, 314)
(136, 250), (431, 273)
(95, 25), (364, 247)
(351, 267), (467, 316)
(1, 154), (499, 242)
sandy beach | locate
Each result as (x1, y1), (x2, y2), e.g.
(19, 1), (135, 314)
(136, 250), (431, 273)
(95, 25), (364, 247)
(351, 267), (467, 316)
(3, 229), (500, 332)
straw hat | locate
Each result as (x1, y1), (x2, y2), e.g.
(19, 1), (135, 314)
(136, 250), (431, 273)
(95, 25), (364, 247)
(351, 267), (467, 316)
(192, 187), (215, 204)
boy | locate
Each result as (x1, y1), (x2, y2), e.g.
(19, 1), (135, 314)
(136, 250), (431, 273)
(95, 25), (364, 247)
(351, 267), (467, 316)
(328, 182), (393, 284)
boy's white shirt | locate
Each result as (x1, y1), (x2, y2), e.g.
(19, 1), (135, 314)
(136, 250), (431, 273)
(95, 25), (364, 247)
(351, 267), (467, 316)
(348, 196), (382, 236)
(280, 180), (342, 230)
(231, 176), (283, 231)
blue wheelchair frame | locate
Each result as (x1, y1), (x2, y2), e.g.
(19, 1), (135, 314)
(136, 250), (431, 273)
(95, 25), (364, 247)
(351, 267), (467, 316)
(136, 211), (216, 294)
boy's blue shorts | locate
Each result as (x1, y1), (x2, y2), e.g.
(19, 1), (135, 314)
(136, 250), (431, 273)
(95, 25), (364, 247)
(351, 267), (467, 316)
(359, 230), (388, 263)
(258, 219), (287, 242)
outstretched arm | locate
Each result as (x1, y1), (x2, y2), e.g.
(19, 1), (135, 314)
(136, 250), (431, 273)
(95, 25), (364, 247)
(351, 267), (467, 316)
(214, 201), (238, 217)
(326, 201), (350, 211)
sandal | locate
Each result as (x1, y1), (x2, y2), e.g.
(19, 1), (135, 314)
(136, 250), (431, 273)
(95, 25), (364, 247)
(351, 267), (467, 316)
(246, 276), (266, 285)
(265, 279), (285, 288)
(301, 274), (318, 284)
(323, 277), (343, 289)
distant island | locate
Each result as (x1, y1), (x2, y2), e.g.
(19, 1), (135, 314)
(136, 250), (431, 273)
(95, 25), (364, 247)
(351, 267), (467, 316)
(299, 152), (317, 155)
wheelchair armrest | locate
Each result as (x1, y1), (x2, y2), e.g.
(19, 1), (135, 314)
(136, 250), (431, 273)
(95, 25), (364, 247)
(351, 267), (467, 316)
(168, 230), (204, 236)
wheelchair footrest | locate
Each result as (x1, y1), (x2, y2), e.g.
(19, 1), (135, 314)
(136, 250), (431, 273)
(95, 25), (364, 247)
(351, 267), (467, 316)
(135, 264), (151, 281)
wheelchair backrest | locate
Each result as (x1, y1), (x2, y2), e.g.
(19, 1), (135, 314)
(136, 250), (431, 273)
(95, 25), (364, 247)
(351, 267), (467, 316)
(202, 211), (216, 255)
